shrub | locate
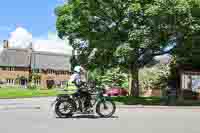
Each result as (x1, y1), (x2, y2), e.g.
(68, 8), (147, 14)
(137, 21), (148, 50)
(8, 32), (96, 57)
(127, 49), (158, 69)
(139, 63), (170, 91)
(27, 85), (37, 90)
(121, 81), (128, 89)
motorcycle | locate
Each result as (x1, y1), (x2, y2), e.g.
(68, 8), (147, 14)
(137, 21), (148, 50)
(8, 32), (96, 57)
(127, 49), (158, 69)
(51, 83), (116, 118)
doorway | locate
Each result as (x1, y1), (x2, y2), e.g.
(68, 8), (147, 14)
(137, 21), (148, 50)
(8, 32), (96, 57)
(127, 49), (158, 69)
(46, 80), (55, 89)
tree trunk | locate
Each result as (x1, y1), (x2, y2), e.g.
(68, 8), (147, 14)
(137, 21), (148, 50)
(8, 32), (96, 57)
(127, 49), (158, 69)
(128, 70), (132, 95)
(128, 65), (140, 97)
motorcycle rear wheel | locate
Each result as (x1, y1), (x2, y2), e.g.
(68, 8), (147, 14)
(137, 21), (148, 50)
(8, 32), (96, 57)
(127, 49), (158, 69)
(55, 100), (75, 118)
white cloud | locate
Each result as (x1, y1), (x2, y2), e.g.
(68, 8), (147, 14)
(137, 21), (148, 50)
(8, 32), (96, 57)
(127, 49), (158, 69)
(0, 41), (3, 52)
(3, 27), (73, 55)
(8, 27), (33, 48)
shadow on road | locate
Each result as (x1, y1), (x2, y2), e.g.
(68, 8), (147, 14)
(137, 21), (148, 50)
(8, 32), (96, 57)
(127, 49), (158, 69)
(56, 115), (119, 119)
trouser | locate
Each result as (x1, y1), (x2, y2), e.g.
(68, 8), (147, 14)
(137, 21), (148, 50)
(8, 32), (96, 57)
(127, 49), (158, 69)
(79, 91), (91, 109)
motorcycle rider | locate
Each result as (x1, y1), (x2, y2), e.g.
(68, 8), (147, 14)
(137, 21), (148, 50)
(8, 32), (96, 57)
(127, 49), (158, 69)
(66, 65), (91, 112)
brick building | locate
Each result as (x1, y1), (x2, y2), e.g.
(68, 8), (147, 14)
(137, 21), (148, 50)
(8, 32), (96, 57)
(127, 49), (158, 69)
(0, 40), (72, 88)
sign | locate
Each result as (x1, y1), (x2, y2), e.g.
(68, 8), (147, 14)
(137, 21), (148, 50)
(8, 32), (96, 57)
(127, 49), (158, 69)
(181, 71), (200, 93)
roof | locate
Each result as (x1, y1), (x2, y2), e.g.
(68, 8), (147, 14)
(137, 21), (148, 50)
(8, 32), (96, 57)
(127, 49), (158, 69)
(0, 48), (30, 67)
(31, 51), (71, 71)
(0, 48), (71, 71)
(33, 39), (73, 55)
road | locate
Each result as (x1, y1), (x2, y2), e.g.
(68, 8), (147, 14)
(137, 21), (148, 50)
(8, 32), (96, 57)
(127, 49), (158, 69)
(0, 98), (200, 133)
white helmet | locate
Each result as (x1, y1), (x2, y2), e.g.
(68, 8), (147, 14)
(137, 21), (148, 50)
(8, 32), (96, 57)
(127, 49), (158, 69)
(74, 66), (82, 73)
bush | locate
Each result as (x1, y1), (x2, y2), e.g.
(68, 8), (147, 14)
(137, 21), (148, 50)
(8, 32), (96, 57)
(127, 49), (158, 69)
(112, 96), (162, 105)
(122, 81), (128, 89)
(139, 63), (170, 91)
(27, 85), (37, 90)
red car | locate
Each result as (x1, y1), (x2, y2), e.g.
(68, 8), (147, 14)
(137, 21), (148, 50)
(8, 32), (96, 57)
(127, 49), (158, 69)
(106, 87), (128, 96)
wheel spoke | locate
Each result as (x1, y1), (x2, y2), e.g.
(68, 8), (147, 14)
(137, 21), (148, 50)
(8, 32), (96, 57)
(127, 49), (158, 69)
(56, 100), (74, 116)
(60, 108), (65, 111)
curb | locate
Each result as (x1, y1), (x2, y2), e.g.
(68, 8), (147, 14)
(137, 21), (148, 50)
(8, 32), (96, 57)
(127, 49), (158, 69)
(0, 97), (56, 100)
(118, 105), (200, 110)
(0, 105), (41, 110)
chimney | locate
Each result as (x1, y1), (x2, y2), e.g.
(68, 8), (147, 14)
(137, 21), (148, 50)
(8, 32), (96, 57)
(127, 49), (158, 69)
(3, 40), (9, 49)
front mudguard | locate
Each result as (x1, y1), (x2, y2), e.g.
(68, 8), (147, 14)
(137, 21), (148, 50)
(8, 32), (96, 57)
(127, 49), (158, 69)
(95, 96), (114, 106)
(99, 95), (113, 102)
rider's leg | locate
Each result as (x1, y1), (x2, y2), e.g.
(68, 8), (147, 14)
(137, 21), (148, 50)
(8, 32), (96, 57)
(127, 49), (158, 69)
(83, 92), (91, 111)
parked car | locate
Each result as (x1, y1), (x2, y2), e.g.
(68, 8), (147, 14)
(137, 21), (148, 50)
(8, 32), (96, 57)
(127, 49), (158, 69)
(106, 87), (128, 96)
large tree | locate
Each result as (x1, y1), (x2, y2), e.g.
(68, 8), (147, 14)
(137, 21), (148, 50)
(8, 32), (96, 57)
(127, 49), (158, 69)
(55, 0), (200, 96)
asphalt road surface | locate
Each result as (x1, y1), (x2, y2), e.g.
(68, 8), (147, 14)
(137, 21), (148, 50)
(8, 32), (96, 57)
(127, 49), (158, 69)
(0, 98), (200, 133)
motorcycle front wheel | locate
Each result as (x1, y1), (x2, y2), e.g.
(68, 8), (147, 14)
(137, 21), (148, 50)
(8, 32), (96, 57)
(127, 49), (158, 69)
(96, 99), (116, 118)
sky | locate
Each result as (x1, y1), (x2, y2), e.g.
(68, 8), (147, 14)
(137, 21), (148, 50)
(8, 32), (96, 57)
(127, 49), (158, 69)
(0, 0), (73, 55)
(0, 0), (64, 40)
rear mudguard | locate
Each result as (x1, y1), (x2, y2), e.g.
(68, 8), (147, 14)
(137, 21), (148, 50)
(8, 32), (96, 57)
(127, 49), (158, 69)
(56, 94), (71, 101)
(52, 94), (77, 112)
(51, 94), (70, 107)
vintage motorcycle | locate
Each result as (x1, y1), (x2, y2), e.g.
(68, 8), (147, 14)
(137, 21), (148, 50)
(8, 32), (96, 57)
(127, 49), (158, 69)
(51, 82), (116, 118)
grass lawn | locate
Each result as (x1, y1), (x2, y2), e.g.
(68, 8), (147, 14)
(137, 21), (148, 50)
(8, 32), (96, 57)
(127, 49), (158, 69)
(0, 87), (60, 99)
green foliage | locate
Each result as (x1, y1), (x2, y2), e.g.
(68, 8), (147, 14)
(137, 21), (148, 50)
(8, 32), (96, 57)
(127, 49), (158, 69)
(27, 85), (37, 90)
(112, 96), (162, 105)
(27, 73), (42, 89)
(122, 81), (129, 89)
(31, 73), (41, 81)
(139, 62), (171, 91)
(55, 0), (200, 96)
(55, 0), (166, 69)
(88, 68), (127, 87)
(101, 68), (127, 87)
(112, 96), (200, 106)
(55, 0), (200, 69)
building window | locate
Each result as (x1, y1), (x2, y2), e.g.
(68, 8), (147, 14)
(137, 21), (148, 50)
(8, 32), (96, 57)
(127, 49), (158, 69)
(55, 71), (64, 75)
(33, 69), (41, 73)
(55, 71), (59, 75)
(57, 71), (61, 75)
(55, 71), (68, 75)
(6, 79), (15, 85)
(48, 69), (55, 74)
(5, 67), (15, 71)
(34, 79), (41, 86)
